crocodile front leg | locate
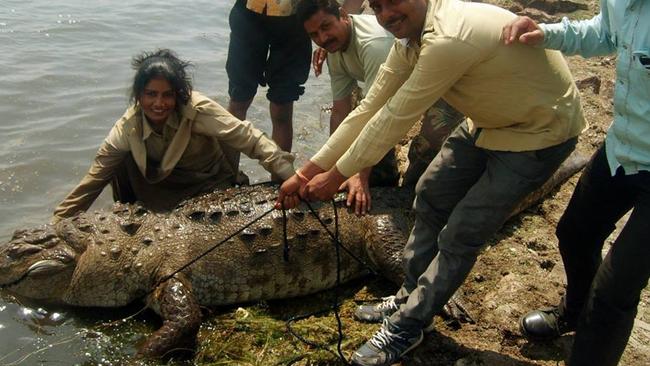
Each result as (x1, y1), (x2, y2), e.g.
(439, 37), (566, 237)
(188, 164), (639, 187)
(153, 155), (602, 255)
(137, 275), (202, 358)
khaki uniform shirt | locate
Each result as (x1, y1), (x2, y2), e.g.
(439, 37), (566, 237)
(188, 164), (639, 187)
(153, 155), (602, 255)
(327, 15), (395, 100)
(246, 0), (296, 16)
(54, 91), (294, 219)
(312, 0), (587, 177)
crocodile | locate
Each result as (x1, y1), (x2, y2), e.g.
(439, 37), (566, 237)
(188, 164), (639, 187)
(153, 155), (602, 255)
(0, 152), (588, 358)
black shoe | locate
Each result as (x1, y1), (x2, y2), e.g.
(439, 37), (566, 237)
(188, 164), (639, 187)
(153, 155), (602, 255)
(520, 307), (576, 340)
(351, 319), (423, 366)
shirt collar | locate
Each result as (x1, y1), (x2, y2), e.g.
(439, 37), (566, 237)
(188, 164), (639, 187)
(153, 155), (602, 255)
(141, 110), (154, 141)
(342, 15), (357, 53)
(140, 110), (179, 141)
(422, 0), (435, 34)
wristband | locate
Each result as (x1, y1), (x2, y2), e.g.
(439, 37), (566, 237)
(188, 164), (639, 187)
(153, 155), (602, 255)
(295, 169), (310, 183)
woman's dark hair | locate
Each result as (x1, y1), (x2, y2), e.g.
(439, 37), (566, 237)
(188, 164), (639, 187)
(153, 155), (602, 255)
(130, 49), (193, 107)
(296, 0), (341, 25)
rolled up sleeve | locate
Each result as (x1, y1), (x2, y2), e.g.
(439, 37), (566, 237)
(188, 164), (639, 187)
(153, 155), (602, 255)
(193, 99), (296, 180)
(328, 38), (478, 177)
(311, 44), (411, 171)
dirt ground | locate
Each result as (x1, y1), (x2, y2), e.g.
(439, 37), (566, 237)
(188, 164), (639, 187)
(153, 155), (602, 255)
(399, 1), (650, 365)
(190, 1), (649, 365)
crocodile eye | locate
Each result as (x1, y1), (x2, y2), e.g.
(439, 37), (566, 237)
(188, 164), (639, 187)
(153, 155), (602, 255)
(7, 244), (43, 259)
(53, 250), (75, 264)
(24, 232), (58, 245)
(11, 229), (28, 240)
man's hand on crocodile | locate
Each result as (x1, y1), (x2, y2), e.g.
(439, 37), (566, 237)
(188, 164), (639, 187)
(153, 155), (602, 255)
(301, 167), (347, 203)
(312, 47), (327, 77)
(275, 161), (328, 210)
(339, 168), (372, 216)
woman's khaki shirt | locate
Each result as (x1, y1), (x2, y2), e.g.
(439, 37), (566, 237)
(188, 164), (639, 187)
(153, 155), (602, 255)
(53, 91), (294, 220)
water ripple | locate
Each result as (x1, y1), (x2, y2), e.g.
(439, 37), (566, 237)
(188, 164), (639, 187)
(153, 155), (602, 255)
(0, 0), (331, 363)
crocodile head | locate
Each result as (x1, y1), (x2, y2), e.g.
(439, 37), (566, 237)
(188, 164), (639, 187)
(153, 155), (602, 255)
(0, 221), (86, 303)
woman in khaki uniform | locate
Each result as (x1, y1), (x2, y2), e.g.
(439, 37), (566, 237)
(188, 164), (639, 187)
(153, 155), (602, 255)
(53, 49), (295, 221)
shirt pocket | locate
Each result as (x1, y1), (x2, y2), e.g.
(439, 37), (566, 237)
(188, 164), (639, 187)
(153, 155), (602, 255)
(628, 47), (650, 120)
(632, 48), (650, 77)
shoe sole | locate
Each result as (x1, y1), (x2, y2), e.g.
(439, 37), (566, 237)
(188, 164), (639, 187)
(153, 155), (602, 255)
(351, 332), (425, 366)
(400, 331), (425, 359)
(353, 310), (437, 336)
(353, 313), (386, 323)
(354, 316), (436, 335)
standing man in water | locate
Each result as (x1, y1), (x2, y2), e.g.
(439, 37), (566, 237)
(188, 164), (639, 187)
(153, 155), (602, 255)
(226, 0), (365, 152)
(277, 0), (586, 364)
(296, 0), (464, 215)
(504, 1), (650, 365)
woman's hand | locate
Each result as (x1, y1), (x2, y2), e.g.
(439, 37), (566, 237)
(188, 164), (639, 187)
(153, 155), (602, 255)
(275, 162), (327, 209)
(275, 174), (303, 209)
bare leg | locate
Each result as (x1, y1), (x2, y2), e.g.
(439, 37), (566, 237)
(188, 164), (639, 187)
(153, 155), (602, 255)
(228, 98), (253, 121)
(269, 101), (293, 152)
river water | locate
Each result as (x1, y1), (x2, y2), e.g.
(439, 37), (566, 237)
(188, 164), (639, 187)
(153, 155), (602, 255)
(0, 1), (332, 364)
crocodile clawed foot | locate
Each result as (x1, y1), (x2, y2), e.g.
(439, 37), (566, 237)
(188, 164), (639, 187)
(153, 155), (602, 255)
(439, 294), (474, 329)
(137, 274), (202, 359)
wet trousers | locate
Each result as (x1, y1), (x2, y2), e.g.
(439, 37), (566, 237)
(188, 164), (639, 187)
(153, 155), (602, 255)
(389, 121), (577, 329)
(557, 144), (650, 366)
(110, 155), (234, 212)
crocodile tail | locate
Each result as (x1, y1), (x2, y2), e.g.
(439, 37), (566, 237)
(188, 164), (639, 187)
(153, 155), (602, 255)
(363, 213), (412, 285)
(508, 150), (589, 219)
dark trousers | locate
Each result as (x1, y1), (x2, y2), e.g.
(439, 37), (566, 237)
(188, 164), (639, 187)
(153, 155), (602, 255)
(390, 121), (577, 328)
(368, 149), (400, 187)
(226, 0), (311, 104)
(557, 144), (650, 366)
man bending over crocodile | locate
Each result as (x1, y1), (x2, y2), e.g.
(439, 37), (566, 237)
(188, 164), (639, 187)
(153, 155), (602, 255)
(296, 0), (464, 215)
(277, 0), (586, 364)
